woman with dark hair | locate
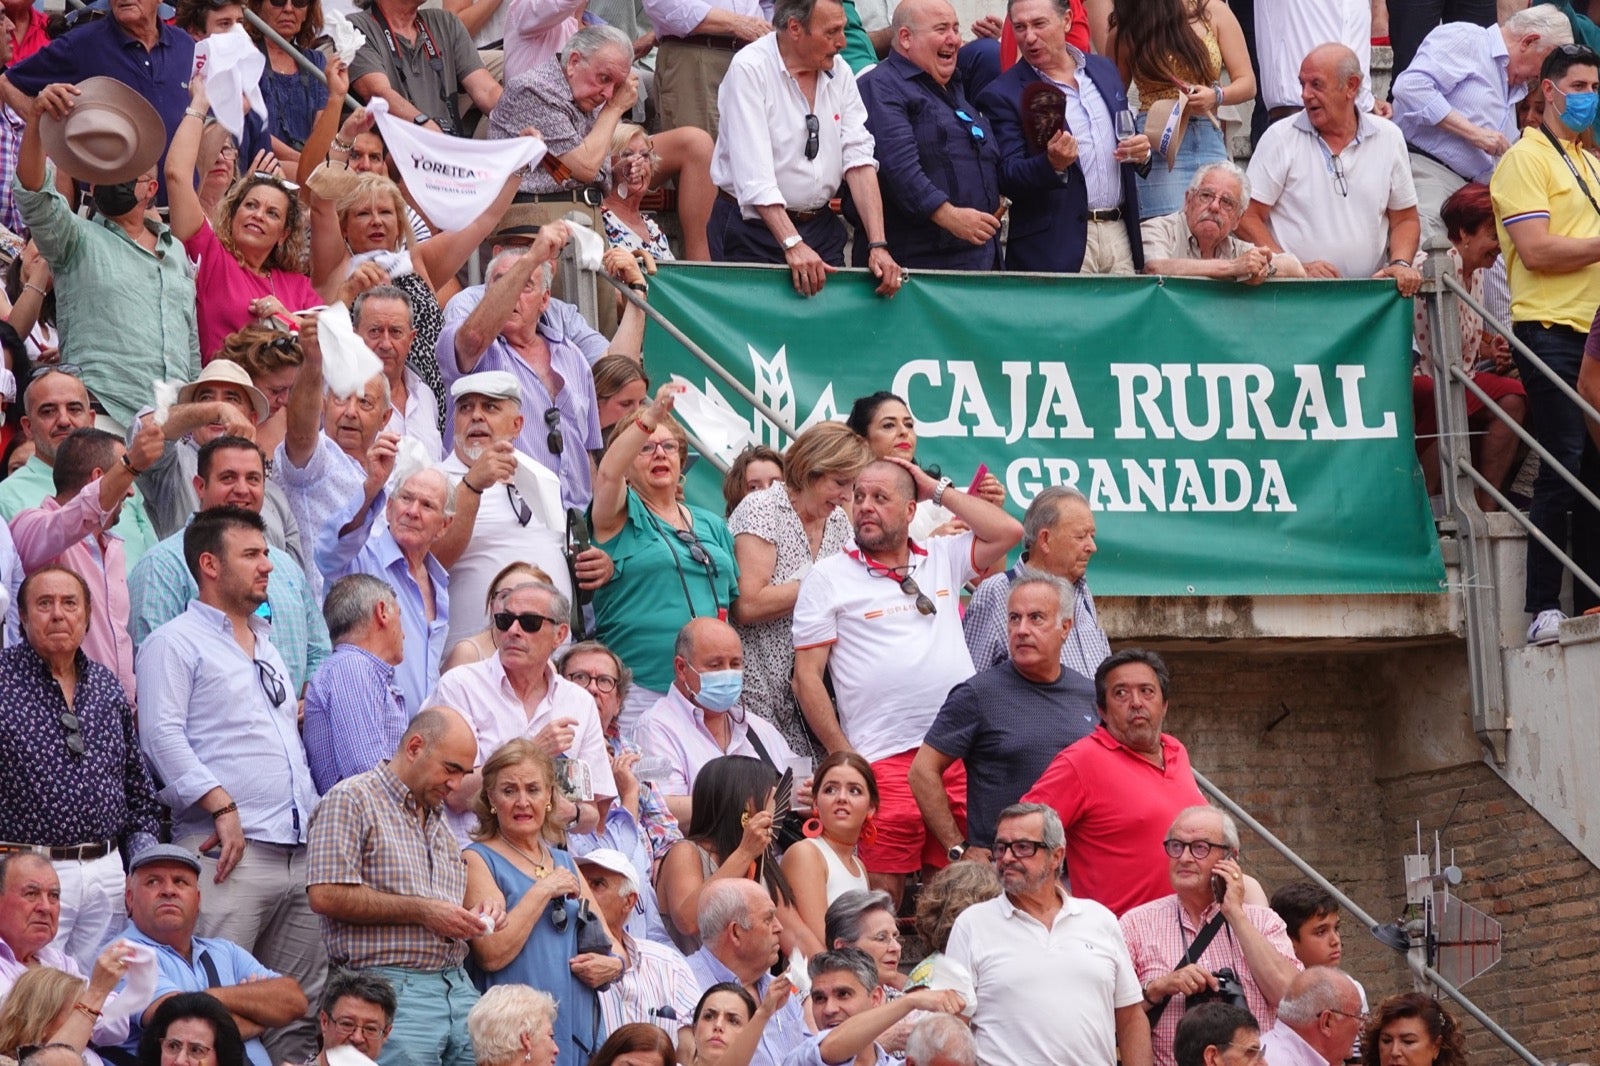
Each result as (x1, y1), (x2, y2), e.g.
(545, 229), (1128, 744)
(246, 0), (330, 163)
(1103, 0), (1253, 219)
(688, 981), (796, 1066)
(781, 751), (876, 946)
(653, 756), (816, 958)
(588, 1022), (676, 1066)
(845, 391), (1004, 542)
(173, 0), (243, 38)
(1359, 993), (1467, 1066)
(592, 356), (649, 441)
(138, 994), (248, 1066)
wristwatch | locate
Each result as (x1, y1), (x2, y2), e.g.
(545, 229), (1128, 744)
(932, 476), (954, 506)
(947, 841), (968, 862)
(412, 113), (432, 126)
(781, 234), (805, 251)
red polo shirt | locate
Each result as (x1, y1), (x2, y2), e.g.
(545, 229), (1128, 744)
(10, 8), (49, 63)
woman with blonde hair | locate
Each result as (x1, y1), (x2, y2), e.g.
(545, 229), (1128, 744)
(0, 941), (140, 1066)
(468, 985), (561, 1066)
(602, 124), (675, 263)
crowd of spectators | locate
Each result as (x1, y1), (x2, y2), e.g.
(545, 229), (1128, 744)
(0, 0), (1587, 1063)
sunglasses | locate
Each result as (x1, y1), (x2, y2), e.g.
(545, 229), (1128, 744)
(544, 407), (564, 457)
(954, 109), (987, 143)
(493, 611), (559, 633)
(60, 711), (84, 757)
(897, 572), (936, 615)
(506, 484), (533, 528)
(27, 363), (82, 383)
(251, 170), (301, 194)
(667, 525), (718, 576)
(264, 0), (314, 7)
(255, 658), (288, 706)
(804, 113), (819, 161)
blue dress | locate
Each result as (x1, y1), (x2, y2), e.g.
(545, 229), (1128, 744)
(259, 45), (328, 150)
(466, 844), (606, 1066)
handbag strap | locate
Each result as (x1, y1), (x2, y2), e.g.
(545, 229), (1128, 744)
(1145, 910), (1228, 1028)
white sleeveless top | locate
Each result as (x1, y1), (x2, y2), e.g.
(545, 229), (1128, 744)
(802, 836), (869, 902)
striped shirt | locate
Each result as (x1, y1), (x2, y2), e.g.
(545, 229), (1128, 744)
(307, 760), (469, 971)
(599, 932), (699, 1035)
(962, 564), (1110, 681)
(303, 644), (410, 793)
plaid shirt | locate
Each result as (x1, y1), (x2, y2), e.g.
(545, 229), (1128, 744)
(0, 106), (25, 236)
(307, 760), (468, 971)
(962, 564), (1110, 680)
(1118, 895), (1301, 1066)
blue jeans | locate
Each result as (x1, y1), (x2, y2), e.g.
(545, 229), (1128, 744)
(1510, 322), (1600, 615)
(368, 965), (480, 1066)
(1135, 111), (1228, 219)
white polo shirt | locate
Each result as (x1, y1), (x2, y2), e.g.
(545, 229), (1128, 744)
(636, 684), (799, 798)
(792, 534), (977, 764)
(944, 887), (1143, 1066)
(1246, 110), (1416, 280)
(1256, 0), (1374, 112)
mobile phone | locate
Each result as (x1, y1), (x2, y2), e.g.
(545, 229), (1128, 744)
(1211, 873), (1226, 904)
(967, 464), (989, 494)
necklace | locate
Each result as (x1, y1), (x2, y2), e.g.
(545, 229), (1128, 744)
(501, 836), (552, 878)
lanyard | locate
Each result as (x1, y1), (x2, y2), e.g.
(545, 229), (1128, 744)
(1538, 123), (1600, 219)
(369, 5), (457, 129)
(844, 542), (927, 581)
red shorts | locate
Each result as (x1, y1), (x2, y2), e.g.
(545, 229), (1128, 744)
(857, 749), (968, 875)
(1413, 371), (1526, 441)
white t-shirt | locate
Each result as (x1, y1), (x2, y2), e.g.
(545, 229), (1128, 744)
(791, 533), (977, 763)
(945, 889), (1143, 1066)
(1256, 0), (1373, 111)
(1246, 110), (1417, 280)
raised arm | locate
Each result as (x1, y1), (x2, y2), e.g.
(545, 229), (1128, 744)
(295, 58), (350, 205)
(451, 222), (571, 369)
(593, 382), (676, 541)
(166, 78), (212, 242)
(885, 455), (1021, 574)
(283, 315), (326, 468)
(414, 165), (526, 291)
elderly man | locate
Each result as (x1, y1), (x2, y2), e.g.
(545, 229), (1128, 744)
(1021, 649), (1207, 916)
(0, 567), (161, 970)
(578, 848), (700, 1036)
(304, 575), (411, 794)
(1118, 806), (1301, 1066)
(1142, 163), (1306, 281)
(787, 949), (965, 1066)
(637, 617), (799, 823)
(0, 371), (158, 564)
(911, 572), (1097, 863)
(1174, 1004), (1263, 1066)
(429, 577), (615, 840)
(441, 224), (644, 510)
(1492, 44), (1600, 645)
(945, 802), (1151, 1066)
(977, 0), (1151, 275)
(431, 372), (594, 645)
(355, 287), (443, 459)
(349, 0), (501, 134)
(128, 436), (330, 694)
(332, 468), (453, 711)
(136, 506), (325, 1062)
(308, 708), (502, 1066)
(1260, 968), (1365, 1066)
(795, 457), (1020, 903)
(11, 424), (163, 701)
(905, 1015), (977, 1066)
(688, 880), (808, 1066)
(1392, 6), (1569, 247)
(962, 486), (1108, 676)
(709, 0), (904, 299)
(309, 972), (399, 1066)
(13, 91), (199, 429)
(117, 844), (309, 1066)
(854, 0), (1002, 270)
(1238, 44), (1421, 294)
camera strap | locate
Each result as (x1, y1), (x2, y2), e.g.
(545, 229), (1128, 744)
(1145, 910), (1229, 1028)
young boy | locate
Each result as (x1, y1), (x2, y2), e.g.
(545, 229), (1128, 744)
(1270, 881), (1368, 1059)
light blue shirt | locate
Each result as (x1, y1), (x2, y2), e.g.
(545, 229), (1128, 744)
(1391, 22), (1522, 183)
(117, 927), (277, 1066)
(688, 948), (809, 1066)
(303, 643), (409, 793)
(275, 433), (367, 600)
(135, 600), (320, 844)
(332, 526), (449, 712)
(781, 1031), (894, 1066)
(1046, 50), (1121, 210)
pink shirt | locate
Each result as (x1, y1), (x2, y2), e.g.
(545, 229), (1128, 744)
(503, 0), (584, 83)
(9, 479), (136, 701)
(1022, 726), (1206, 917)
(183, 219), (321, 363)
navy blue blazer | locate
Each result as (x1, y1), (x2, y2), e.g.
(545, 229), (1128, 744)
(976, 54), (1145, 273)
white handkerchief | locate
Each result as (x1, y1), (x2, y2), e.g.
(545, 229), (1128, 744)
(512, 453), (566, 530)
(152, 380), (183, 426)
(316, 303), (385, 399)
(323, 10), (368, 65)
(567, 218), (605, 272)
(349, 247), (414, 281)
(786, 946), (811, 998)
(385, 435), (436, 497)
(101, 941), (159, 1026)
(193, 26), (267, 144)
(327, 1045), (382, 1066)
(667, 374), (754, 465)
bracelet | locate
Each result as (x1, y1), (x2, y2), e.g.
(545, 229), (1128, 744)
(627, 282), (648, 294)
(332, 138), (354, 152)
(867, 240), (889, 250)
(73, 1002), (102, 1019)
(184, 107), (207, 121)
(121, 453), (145, 476)
(1212, 81), (1223, 110)
(1387, 258), (1412, 268)
(23, 282), (46, 297)
(461, 477), (484, 495)
(210, 801), (239, 819)
(634, 414), (659, 434)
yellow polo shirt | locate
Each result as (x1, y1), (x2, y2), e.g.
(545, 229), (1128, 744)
(1492, 126), (1600, 332)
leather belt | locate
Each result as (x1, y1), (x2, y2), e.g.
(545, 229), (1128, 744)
(1408, 145), (1473, 183)
(1086, 207), (1123, 222)
(717, 188), (828, 222)
(1267, 105), (1304, 121)
(0, 839), (116, 861)
(515, 187), (605, 207)
(671, 33), (743, 50)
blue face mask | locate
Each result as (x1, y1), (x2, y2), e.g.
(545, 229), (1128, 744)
(692, 668), (744, 712)
(1557, 85), (1600, 133)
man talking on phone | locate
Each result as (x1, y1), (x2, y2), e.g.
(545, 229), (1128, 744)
(1115, 805), (1302, 1066)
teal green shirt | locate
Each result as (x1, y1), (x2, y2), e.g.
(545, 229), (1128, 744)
(14, 162), (200, 427)
(592, 490), (739, 693)
(840, 0), (877, 74)
(0, 455), (158, 567)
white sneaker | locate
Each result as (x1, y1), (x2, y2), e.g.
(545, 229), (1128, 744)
(1528, 609), (1567, 646)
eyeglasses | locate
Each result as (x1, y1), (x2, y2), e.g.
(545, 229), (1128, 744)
(544, 407), (564, 457)
(493, 611), (559, 634)
(1322, 1008), (1368, 1024)
(1163, 838), (1229, 859)
(265, 0), (314, 7)
(1328, 154), (1348, 198)
(1222, 1043), (1265, 1063)
(161, 1039), (214, 1061)
(804, 113), (820, 161)
(60, 711), (84, 757)
(1191, 188), (1240, 212)
(506, 484), (533, 528)
(254, 658), (288, 706)
(1554, 43), (1600, 62)
(954, 109), (987, 142)
(638, 440), (682, 457)
(328, 1018), (387, 1039)
(27, 363), (82, 383)
(565, 670), (618, 693)
(992, 839), (1049, 858)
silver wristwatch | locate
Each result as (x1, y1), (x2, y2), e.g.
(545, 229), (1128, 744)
(932, 476), (954, 506)
(781, 234), (804, 251)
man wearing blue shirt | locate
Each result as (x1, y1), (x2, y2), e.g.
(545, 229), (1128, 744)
(117, 844), (308, 1066)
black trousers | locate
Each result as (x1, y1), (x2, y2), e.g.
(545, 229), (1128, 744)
(708, 195), (848, 266)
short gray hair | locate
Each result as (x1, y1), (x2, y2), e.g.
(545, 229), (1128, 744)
(906, 1014), (976, 1066)
(807, 947), (880, 994)
(824, 889), (896, 947)
(351, 284), (414, 330)
(1189, 160), (1250, 205)
(399, 466), (457, 519)
(322, 574), (397, 643)
(773, 0), (837, 32)
(486, 248), (554, 293)
(1275, 968), (1356, 1028)
(1503, 4), (1574, 45)
(1170, 805), (1240, 852)
(1021, 486), (1088, 551)
(563, 23), (633, 64)
(467, 985), (557, 1066)
(996, 802), (1064, 849)
(1009, 570), (1077, 625)
(698, 879), (760, 942)
(501, 579), (571, 629)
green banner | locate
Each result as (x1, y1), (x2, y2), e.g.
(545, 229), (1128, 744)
(642, 264), (1446, 595)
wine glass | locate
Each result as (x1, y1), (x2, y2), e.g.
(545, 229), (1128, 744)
(1115, 109), (1137, 141)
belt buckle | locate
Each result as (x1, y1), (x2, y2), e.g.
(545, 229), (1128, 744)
(580, 186), (604, 207)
